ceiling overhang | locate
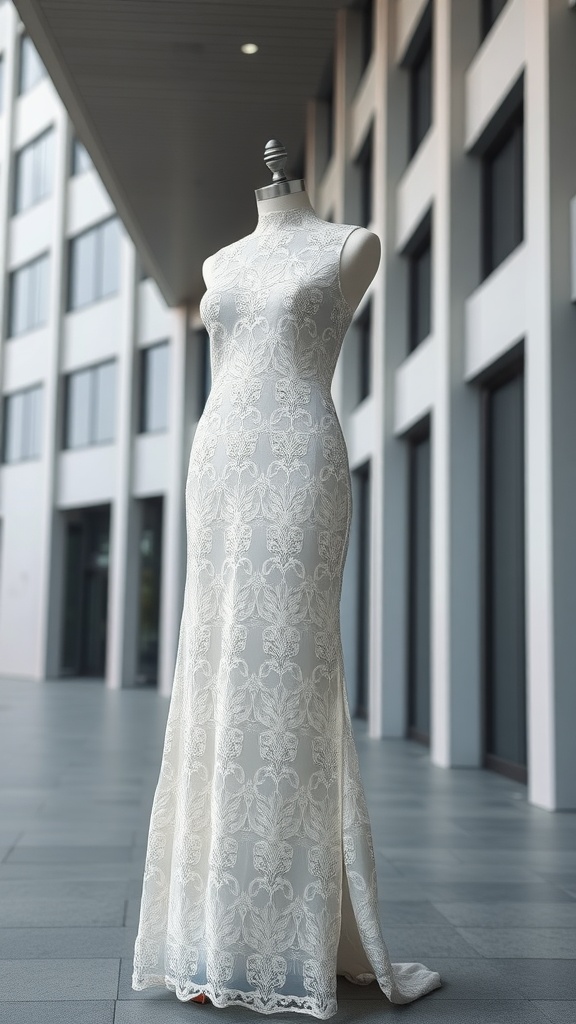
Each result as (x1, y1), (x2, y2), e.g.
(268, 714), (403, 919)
(12, 1), (343, 309)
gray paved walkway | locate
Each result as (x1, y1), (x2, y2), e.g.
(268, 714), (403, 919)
(0, 677), (574, 1024)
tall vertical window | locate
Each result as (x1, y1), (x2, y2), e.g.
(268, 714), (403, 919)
(482, 106), (524, 279)
(18, 34), (47, 95)
(482, 361), (526, 781)
(356, 125), (373, 228)
(0, 55), (4, 113)
(407, 216), (432, 352)
(140, 342), (169, 433)
(407, 424), (431, 744)
(481, 0), (509, 40)
(198, 328), (212, 413)
(70, 137), (93, 176)
(63, 360), (116, 448)
(13, 127), (55, 214)
(356, 300), (372, 403)
(2, 384), (43, 463)
(67, 217), (121, 310)
(359, 0), (374, 74)
(8, 252), (50, 337)
(354, 461), (371, 719)
(408, 13), (433, 159)
(318, 54), (335, 170)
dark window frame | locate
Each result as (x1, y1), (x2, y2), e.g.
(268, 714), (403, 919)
(480, 352), (527, 784)
(354, 460), (371, 720)
(356, 300), (372, 403)
(13, 125), (55, 215)
(18, 32), (47, 96)
(1, 382), (43, 463)
(7, 251), (50, 338)
(481, 0), (509, 41)
(63, 358), (117, 450)
(356, 124), (374, 228)
(139, 341), (170, 434)
(407, 210), (433, 353)
(407, 8), (433, 160)
(481, 103), (524, 280)
(70, 136), (94, 177)
(359, 0), (374, 74)
(406, 416), (432, 746)
(67, 215), (121, 311)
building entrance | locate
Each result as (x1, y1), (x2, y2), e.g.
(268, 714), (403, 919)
(60, 505), (110, 678)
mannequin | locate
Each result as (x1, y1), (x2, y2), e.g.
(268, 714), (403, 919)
(133, 138), (442, 1016)
(202, 140), (381, 313)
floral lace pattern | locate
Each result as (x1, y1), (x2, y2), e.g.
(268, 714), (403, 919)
(131, 206), (441, 1017)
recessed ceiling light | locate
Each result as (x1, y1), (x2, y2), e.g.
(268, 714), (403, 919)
(241, 43), (259, 54)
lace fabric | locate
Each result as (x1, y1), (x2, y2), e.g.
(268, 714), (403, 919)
(131, 206), (441, 1017)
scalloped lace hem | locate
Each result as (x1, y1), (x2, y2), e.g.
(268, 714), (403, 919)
(131, 972), (339, 1018)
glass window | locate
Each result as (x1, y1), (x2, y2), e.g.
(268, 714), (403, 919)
(356, 301), (371, 403)
(408, 227), (432, 352)
(99, 218), (121, 299)
(65, 367), (91, 448)
(26, 383), (42, 458)
(0, 56), (4, 113)
(409, 27), (433, 159)
(64, 361), (116, 449)
(70, 137), (93, 176)
(482, 108), (523, 278)
(8, 253), (50, 337)
(356, 126), (373, 228)
(360, 0), (374, 74)
(68, 217), (120, 311)
(69, 229), (97, 310)
(18, 34), (47, 95)
(93, 360), (116, 443)
(14, 128), (55, 214)
(198, 329), (212, 414)
(481, 0), (509, 40)
(2, 385), (43, 462)
(140, 342), (169, 433)
(407, 427), (432, 743)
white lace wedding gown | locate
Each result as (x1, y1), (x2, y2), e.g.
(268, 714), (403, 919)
(131, 205), (441, 1017)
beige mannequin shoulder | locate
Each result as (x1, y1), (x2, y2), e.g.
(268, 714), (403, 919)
(339, 227), (381, 312)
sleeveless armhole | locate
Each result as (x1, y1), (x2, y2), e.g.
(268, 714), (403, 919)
(336, 225), (365, 317)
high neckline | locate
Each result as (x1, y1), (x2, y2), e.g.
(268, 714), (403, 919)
(254, 205), (319, 234)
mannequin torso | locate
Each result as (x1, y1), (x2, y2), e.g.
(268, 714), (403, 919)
(202, 189), (380, 314)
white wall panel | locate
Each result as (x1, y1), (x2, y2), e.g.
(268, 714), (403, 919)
(465, 0), (526, 151)
(2, 328), (51, 391)
(464, 244), (528, 380)
(56, 446), (117, 508)
(9, 199), (53, 266)
(62, 296), (123, 371)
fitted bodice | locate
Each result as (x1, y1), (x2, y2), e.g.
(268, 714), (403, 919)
(199, 207), (361, 398)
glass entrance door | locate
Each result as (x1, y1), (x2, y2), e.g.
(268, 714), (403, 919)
(61, 505), (110, 678)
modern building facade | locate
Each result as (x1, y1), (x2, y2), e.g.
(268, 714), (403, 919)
(0, 2), (196, 701)
(2, 0), (576, 811)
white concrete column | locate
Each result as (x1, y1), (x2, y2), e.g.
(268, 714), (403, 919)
(546, 0), (576, 811)
(378, 0), (412, 738)
(524, 0), (576, 810)
(106, 235), (138, 689)
(523, 0), (555, 807)
(38, 107), (71, 680)
(429, 0), (482, 768)
(158, 305), (188, 698)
